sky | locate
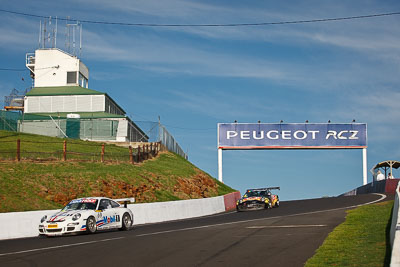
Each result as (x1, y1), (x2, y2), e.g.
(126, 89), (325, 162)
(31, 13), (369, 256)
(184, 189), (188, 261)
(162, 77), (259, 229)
(0, 0), (399, 200)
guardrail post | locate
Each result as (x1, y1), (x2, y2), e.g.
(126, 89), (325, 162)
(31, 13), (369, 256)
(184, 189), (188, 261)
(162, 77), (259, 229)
(63, 140), (67, 161)
(16, 139), (20, 162)
(150, 143), (153, 157)
(129, 145), (134, 164)
(101, 143), (105, 163)
(137, 146), (141, 163)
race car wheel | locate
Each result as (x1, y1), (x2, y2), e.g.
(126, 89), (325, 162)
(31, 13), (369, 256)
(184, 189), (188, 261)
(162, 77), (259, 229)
(276, 199), (280, 207)
(86, 216), (97, 234)
(120, 213), (132, 231)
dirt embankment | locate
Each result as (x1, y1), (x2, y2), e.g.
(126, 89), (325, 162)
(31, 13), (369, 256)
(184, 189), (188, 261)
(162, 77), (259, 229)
(36, 170), (219, 206)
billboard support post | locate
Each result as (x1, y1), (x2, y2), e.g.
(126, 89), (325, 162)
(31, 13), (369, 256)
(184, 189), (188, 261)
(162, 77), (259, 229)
(363, 148), (367, 185)
(218, 148), (223, 183)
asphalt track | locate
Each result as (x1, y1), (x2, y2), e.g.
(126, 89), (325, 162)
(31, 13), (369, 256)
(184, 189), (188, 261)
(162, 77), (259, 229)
(0, 193), (389, 267)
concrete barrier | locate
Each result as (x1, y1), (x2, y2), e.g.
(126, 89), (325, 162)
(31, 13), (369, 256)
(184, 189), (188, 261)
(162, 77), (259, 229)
(0, 209), (58, 240)
(0, 192), (240, 240)
(223, 191), (241, 211)
(341, 179), (400, 196)
(390, 183), (400, 267)
(128, 196), (226, 225)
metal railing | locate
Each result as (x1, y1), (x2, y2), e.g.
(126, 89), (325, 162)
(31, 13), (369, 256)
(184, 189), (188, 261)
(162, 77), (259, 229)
(136, 121), (187, 159)
(26, 53), (35, 65)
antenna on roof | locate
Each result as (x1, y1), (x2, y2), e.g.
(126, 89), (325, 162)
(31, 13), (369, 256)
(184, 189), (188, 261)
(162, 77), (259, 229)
(65, 17), (82, 57)
(38, 17), (58, 49)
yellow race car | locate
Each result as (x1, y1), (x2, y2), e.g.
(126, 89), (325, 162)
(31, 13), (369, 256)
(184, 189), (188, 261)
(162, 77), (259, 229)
(236, 187), (280, 211)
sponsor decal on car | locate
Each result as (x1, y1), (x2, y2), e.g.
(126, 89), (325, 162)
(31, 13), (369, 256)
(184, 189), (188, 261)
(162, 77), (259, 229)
(96, 218), (105, 227)
(96, 216), (116, 227)
(243, 197), (262, 201)
(70, 198), (97, 204)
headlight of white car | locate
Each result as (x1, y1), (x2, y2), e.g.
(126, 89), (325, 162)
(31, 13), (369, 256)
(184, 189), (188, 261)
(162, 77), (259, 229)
(40, 215), (47, 223)
(72, 213), (81, 221)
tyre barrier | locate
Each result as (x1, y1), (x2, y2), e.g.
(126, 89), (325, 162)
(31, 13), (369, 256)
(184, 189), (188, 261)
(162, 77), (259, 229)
(0, 192), (241, 240)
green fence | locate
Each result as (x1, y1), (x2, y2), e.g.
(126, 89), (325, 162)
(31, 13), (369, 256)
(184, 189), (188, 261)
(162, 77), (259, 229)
(18, 114), (119, 140)
(0, 110), (21, 132)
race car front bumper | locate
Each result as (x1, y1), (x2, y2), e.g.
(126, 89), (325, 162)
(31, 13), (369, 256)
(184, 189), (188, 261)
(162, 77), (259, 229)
(39, 221), (84, 236)
(237, 201), (265, 211)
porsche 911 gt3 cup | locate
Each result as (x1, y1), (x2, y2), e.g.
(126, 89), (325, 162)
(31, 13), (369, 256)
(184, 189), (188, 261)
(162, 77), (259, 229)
(38, 197), (134, 236)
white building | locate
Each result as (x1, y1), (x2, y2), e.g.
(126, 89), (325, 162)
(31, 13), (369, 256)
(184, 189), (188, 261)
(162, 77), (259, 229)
(20, 48), (147, 142)
(26, 48), (89, 88)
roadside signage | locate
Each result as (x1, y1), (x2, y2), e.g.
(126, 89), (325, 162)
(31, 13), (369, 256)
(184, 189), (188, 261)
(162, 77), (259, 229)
(218, 123), (367, 149)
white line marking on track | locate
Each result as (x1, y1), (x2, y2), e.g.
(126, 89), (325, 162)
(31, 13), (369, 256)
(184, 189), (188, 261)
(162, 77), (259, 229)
(246, 225), (327, 229)
(136, 193), (387, 237)
(0, 237), (124, 257)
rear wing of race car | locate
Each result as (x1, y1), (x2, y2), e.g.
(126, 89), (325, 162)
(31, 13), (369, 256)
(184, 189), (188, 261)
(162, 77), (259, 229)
(114, 197), (135, 208)
(248, 187), (280, 191)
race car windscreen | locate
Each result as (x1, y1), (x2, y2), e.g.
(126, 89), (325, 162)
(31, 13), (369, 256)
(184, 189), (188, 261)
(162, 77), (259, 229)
(244, 191), (260, 197)
(61, 199), (98, 211)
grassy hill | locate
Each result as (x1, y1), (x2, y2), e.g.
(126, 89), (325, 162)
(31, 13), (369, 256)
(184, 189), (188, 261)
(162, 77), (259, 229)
(0, 130), (236, 213)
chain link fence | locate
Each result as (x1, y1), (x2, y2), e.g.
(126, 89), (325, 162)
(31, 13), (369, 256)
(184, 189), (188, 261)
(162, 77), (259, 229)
(136, 121), (187, 159)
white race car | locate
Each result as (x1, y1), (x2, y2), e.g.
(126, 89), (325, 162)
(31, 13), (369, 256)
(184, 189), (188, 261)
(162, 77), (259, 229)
(39, 197), (134, 236)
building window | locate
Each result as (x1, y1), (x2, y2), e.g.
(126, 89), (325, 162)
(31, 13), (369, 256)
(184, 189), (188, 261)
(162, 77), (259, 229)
(67, 72), (77, 84)
(79, 72), (88, 88)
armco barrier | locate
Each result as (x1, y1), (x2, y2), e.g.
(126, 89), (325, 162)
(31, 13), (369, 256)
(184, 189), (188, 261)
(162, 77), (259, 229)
(390, 183), (400, 267)
(0, 192), (240, 240)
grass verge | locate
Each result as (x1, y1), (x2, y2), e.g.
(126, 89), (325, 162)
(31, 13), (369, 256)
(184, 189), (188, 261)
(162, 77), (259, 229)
(305, 200), (394, 267)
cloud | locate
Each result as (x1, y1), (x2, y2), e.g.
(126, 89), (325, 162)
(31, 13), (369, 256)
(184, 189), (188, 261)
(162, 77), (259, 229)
(0, 15), (38, 49)
(82, 27), (290, 80)
(156, 89), (279, 120)
(2, 1), (400, 97)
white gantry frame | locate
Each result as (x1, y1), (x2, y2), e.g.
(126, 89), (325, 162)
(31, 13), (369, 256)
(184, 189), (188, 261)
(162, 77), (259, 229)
(217, 123), (368, 186)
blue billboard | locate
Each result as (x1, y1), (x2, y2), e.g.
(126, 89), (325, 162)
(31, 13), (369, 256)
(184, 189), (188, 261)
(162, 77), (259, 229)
(218, 123), (367, 149)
